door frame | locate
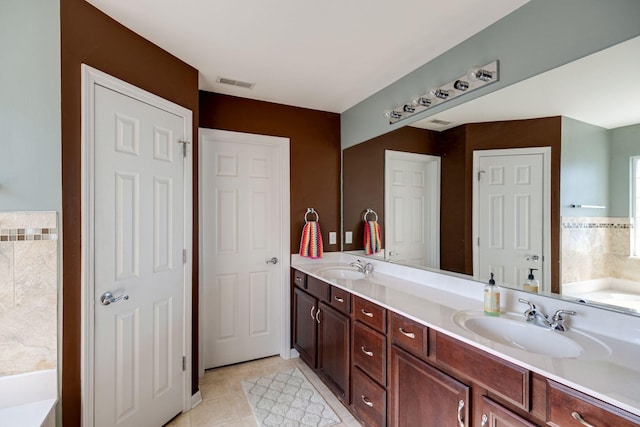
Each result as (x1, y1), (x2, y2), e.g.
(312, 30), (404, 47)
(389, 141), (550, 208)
(80, 65), (193, 426)
(472, 147), (551, 291)
(384, 150), (441, 267)
(197, 128), (291, 378)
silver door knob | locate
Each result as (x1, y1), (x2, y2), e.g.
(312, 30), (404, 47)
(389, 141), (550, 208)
(526, 255), (540, 261)
(388, 251), (399, 256)
(100, 291), (129, 306)
(266, 257), (278, 264)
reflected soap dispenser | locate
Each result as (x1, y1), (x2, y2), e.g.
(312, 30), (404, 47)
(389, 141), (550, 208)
(484, 273), (500, 316)
(523, 268), (539, 293)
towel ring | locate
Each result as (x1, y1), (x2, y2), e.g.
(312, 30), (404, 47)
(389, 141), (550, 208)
(363, 208), (378, 222)
(305, 208), (319, 223)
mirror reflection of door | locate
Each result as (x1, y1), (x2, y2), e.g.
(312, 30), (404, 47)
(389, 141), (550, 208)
(473, 147), (551, 290)
(385, 150), (440, 268)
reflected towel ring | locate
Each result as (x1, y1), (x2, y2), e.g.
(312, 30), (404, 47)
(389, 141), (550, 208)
(305, 208), (319, 223)
(363, 208), (378, 222)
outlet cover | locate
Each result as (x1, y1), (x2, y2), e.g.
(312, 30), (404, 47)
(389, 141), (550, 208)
(329, 232), (337, 245)
(345, 231), (353, 244)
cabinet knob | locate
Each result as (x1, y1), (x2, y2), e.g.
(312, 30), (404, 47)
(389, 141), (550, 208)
(334, 295), (344, 303)
(457, 400), (465, 427)
(315, 308), (321, 324)
(399, 327), (416, 339)
(481, 414), (488, 427)
(361, 395), (374, 408)
(310, 306), (316, 320)
(361, 346), (374, 357)
(571, 411), (596, 427)
(361, 308), (374, 318)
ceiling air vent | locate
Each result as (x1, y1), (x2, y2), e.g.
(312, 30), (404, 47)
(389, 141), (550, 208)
(430, 119), (453, 125)
(216, 77), (255, 89)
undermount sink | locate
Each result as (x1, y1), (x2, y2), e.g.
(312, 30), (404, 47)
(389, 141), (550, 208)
(317, 266), (365, 280)
(453, 311), (611, 359)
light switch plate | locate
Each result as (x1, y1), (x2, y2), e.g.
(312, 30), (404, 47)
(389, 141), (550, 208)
(345, 231), (353, 244)
(329, 232), (337, 245)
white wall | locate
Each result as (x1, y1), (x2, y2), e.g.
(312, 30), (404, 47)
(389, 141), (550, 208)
(0, 0), (61, 212)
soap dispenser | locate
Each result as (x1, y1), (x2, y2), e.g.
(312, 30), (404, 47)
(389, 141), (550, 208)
(484, 273), (500, 316)
(523, 268), (539, 293)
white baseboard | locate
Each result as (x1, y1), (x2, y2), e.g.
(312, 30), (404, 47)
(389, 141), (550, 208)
(191, 390), (202, 409)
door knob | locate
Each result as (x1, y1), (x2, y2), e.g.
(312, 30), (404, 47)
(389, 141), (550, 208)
(526, 255), (540, 261)
(266, 257), (278, 264)
(100, 291), (129, 306)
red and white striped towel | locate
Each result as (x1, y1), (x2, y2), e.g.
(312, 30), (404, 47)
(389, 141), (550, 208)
(364, 220), (382, 255)
(299, 221), (323, 258)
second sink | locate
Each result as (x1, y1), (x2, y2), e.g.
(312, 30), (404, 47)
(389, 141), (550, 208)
(453, 311), (611, 359)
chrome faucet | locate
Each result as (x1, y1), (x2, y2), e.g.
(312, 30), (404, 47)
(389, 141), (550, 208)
(518, 298), (576, 331)
(350, 259), (374, 276)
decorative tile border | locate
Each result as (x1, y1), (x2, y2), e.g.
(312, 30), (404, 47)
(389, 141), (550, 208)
(0, 227), (58, 241)
(562, 223), (633, 229)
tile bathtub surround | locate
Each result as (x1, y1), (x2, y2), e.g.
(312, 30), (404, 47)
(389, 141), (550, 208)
(562, 216), (640, 284)
(0, 212), (58, 377)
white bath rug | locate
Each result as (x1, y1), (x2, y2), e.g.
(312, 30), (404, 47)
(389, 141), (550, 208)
(241, 368), (341, 427)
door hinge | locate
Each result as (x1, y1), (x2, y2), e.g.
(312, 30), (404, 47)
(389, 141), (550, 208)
(477, 237), (480, 246)
(182, 356), (186, 372)
(178, 140), (190, 158)
(183, 249), (187, 264)
(477, 170), (486, 181)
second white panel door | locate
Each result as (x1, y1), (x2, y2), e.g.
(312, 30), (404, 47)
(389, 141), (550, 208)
(200, 129), (286, 368)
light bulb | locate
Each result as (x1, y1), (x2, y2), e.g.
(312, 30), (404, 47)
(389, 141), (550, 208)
(403, 104), (415, 113)
(429, 88), (452, 100)
(412, 97), (431, 108)
(384, 110), (402, 120)
(453, 79), (470, 91)
(468, 66), (493, 82)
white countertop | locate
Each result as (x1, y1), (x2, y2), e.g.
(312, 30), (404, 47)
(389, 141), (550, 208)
(291, 253), (640, 417)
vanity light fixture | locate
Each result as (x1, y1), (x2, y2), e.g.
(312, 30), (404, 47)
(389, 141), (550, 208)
(385, 60), (499, 124)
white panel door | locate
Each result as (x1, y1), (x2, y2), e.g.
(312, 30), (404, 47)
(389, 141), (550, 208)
(93, 84), (187, 427)
(200, 129), (285, 368)
(475, 150), (545, 288)
(385, 150), (440, 268)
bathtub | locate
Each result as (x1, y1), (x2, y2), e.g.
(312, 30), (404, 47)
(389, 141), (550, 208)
(563, 277), (640, 312)
(0, 369), (57, 427)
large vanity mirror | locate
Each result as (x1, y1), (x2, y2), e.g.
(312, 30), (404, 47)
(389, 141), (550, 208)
(343, 35), (640, 315)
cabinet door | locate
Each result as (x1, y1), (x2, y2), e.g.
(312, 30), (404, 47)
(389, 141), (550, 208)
(318, 301), (350, 403)
(480, 396), (536, 427)
(389, 345), (470, 427)
(293, 287), (317, 368)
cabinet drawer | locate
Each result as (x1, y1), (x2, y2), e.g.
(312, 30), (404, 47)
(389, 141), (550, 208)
(352, 367), (386, 427)
(547, 380), (640, 427)
(292, 269), (306, 289)
(305, 275), (330, 301)
(353, 321), (386, 385)
(436, 333), (530, 411)
(353, 296), (386, 333)
(330, 286), (351, 314)
(389, 312), (428, 357)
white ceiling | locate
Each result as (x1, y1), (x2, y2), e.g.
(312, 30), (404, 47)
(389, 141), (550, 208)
(86, 0), (528, 113)
(412, 35), (640, 131)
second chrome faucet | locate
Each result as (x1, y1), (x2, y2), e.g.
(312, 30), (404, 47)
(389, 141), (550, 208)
(519, 298), (576, 332)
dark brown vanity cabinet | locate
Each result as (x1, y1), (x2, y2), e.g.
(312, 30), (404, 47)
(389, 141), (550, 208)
(291, 268), (639, 427)
(389, 345), (470, 427)
(352, 296), (388, 427)
(292, 269), (350, 403)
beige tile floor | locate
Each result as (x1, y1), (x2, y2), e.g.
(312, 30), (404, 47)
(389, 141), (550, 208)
(165, 356), (363, 427)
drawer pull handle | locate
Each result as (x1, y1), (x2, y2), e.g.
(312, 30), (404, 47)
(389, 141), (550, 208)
(457, 400), (465, 427)
(361, 395), (374, 408)
(334, 296), (344, 303)
(361, 346), (374, 357)
(361, 309), (374, 318)
(571, 411), (596, 427)
(315, 308), (321, 324)
(481, 414), (488, 427)
(399, 327), (416, 339)
(310, 306), (315, 320)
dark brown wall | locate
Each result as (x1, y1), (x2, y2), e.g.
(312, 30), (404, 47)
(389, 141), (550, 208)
(60, 0), (199, 424)
(343, 126), (440, 251)
(199, 92), (341, 254)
